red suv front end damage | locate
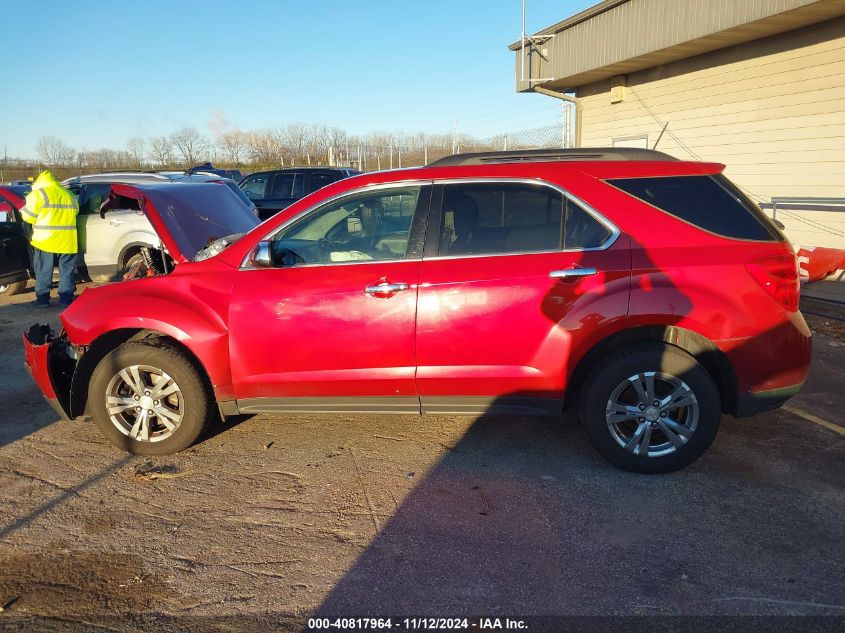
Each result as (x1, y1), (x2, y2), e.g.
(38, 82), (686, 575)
(22, 181), (261, 424)
(23, 325), (80, 421)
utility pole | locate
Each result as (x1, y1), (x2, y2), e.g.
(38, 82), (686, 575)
(452, 121), (458, 154)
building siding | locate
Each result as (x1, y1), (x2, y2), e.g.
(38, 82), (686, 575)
(577, 16), (845, 248)
(514, 0), (844, 91)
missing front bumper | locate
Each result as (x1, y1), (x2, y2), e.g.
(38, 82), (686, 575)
(23, 324), (78, 420)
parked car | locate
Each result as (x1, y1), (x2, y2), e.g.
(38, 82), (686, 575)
(62, 172), (256, 281)
(21, 149), (811, 473)
(239, 167), (360, 220)
(0, 185), (32, 295)
(185, 162), (243, 182)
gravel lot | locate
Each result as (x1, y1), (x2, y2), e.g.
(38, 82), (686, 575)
(0, 285), (843, 631)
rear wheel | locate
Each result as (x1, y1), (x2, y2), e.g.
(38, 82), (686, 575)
(89, 341), (213, 455)
(580, 343), (721, 473)
(0, 280), (27, 296)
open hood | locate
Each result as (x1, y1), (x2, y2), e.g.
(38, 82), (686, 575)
(103, 182), (261, 263)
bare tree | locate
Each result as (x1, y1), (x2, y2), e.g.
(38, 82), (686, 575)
(126, 137), (147, 168)
(246, 129), (285, 166)
(327, 126), (348, 164)
(170, 127), (210, 166)
(23, 118), (561, 175)
(36, 135), (76, 167)
(149, 135), (174, 167)
(217, 130), (248, 165)
(279, 123), (309, 165)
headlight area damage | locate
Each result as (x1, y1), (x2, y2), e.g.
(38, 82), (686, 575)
(22, 181), (260, 422)
(23, 325), (84, 421)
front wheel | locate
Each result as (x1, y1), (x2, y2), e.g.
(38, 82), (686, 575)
(119, 251), (148, 280)
(580, 343), (721, 473)
(89, 341), (214, 455)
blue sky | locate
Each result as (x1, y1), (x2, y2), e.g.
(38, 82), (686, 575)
(0, 0), (593, 157)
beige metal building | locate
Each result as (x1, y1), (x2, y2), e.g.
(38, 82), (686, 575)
(511, 0), (845, 249)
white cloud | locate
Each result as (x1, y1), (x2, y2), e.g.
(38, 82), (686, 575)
(206, 107), (233, 139)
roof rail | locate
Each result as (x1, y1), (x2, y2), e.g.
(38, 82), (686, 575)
(427, 147), (677, 167)
(78, 172), (171, 180)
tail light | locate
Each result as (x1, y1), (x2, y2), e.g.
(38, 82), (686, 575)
(745, 252), (800, 312)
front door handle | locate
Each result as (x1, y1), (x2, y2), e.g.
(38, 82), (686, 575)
(549, 267), (598, 280)
(109, 219), (125, 226)
(365, 281), (409, 297)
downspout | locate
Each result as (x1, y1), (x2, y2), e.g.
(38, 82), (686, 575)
(532, 86), (582, 148)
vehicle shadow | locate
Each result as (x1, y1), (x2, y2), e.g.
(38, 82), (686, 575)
(315, 330), (816, 631)
(312, 234), (814, 620)
(311, 325), (814, 621)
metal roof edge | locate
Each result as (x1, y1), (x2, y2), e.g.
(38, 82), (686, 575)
(507, 0), (630, 50)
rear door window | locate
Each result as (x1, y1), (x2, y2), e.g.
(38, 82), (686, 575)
(436, 182), (612, 256)
(607, 174), (780, 241)
(79, 184), (138, 215)
(270, 173), (305, 201)
(309, 171), (337, 193)
(79, 184), (110, 215)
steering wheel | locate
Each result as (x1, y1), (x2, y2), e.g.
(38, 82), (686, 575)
(316, 237), (336, 260)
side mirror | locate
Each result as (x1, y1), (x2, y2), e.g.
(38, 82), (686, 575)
(247, 241), (273, 268)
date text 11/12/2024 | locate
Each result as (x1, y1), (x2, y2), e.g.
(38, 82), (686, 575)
(306, 617), (528, 631)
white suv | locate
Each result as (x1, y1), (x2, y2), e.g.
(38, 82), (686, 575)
(63, 173), (256, 281)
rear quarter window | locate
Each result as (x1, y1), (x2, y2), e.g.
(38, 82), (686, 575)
(607, 174), (781, 241)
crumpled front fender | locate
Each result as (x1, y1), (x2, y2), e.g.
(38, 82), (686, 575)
(23, 325), (79, 421)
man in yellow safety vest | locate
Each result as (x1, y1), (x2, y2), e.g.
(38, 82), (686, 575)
(20, 171), (80, 308)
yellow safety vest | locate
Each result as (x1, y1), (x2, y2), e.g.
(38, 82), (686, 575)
(21, 181), (79, 254)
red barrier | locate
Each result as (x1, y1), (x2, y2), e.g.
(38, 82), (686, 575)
(796, 246), (845, 283)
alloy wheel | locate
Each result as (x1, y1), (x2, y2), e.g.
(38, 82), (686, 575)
(605, 371), (699, 458)
(105, 364), (184, 442)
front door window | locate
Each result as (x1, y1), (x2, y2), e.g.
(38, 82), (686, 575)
(272, 186), (421, 265)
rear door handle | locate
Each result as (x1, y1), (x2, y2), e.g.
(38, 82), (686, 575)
(365, 281), (409, 297)
(109, 219), (125, 226)
(549, 267), (598, 280)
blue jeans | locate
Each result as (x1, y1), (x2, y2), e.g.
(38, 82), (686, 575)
(32, 248), (77, 304)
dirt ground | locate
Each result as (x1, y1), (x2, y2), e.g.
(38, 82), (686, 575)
(0, 285), (843, 632)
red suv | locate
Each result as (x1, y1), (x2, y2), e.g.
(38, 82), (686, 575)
(22, 149), (811, 473)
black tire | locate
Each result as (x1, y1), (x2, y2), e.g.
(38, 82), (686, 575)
(0, 280), (27, 296)
(88, 341), (214, 455)
(580, 343), (721, 474)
